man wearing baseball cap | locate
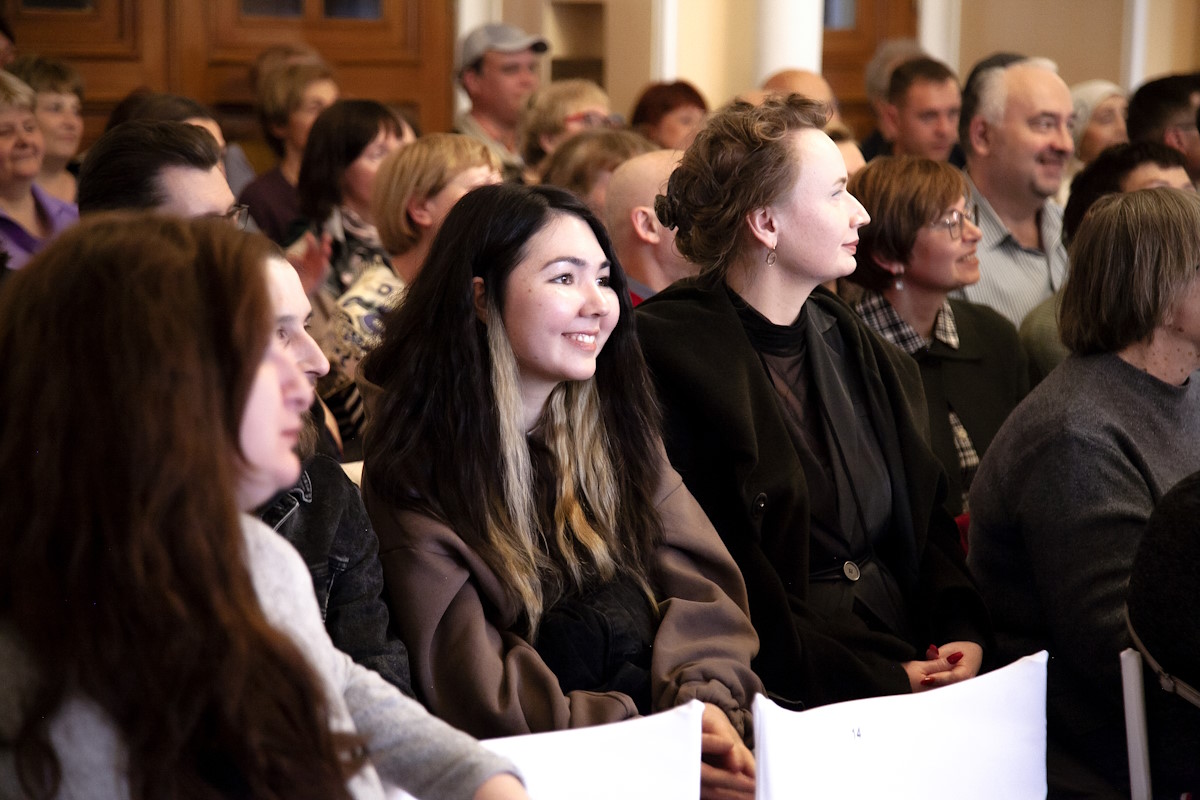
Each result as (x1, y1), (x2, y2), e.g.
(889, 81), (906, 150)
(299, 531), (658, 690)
(455, 23), (549, 182)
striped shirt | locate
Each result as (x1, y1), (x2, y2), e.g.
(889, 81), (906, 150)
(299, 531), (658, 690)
(951, 177), (1068, 328)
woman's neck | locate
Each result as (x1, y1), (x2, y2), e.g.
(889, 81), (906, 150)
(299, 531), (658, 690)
(36, 169), (76, 205)
(724, 254), (818, 326)
(391, 237), (431, 285)
(0, 183), (46, 236)
(279, 149), (303, 186)
(882, 284), (946, 340)
(1119, 331), (1200, 387)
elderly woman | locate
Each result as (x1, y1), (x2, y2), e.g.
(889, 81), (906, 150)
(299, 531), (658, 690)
(846, 156), (1028, 518)
(637, 94), (990, 709)
(1056, 80), (1127, 205)
(519, 79), (615, 182)
(968, 187), (1200, 798)
(0, 72), (77, 271)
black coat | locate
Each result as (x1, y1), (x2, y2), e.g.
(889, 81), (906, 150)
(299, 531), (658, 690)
(637, 274), (990, 708)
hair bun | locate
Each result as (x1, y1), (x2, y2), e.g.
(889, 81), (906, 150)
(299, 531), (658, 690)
(655, 193), (690, 233)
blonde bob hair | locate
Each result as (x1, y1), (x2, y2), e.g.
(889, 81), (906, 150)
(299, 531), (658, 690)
(372, 133), (500, 256)
(1060, 187), (1200, 355)
(520, 79), (610, 167)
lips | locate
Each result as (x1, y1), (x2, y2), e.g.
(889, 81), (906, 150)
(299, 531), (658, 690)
(564, 331), (599, 348)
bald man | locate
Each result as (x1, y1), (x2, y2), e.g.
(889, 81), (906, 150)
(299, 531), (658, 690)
(605, 149), (696, 304)
(761, 68), (841, 122)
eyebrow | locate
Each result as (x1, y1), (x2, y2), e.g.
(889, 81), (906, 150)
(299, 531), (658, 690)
(541, 256), (611, 270)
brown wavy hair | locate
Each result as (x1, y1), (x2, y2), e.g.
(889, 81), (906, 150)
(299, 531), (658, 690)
(0, 214), (363, 799)
(655, 93), (827, 277)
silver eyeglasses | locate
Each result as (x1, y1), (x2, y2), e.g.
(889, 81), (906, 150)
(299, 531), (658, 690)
(929, 204), (977, 240)
(223, 204), (250, 231)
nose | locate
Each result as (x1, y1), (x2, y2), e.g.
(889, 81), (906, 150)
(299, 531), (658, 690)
(582, 278), (613, 318)
(272, 344), (315, 412)
(963, 218), (982, 243)
(848, 194), (871, 228)
(297, 329), (330, 383)
(1055, 123), (1074, 155)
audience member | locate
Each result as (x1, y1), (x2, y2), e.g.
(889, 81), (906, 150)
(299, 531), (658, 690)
(860, 38), (926, 160)
(77, 116), (413, 696)
(1128, 470), (1200, 797)
(955, 57), (1072, 327)
(359, 184), (760, 800)
(604, 148), (693, 304)
(455, 23), (548, 182)
(1021, 141), (1192, 385)
(519, 79), (616, 182)
(0, 16), (15, 67)
(7, 54), (84, 203)
(638, 94), (990, 709)
(240, 61), (339, 244)
(1127, 72), (1200, 186)
(0, 72), (77, 271)
(825, 121), (866, 176)
(882, 57), (962, 163)
(318, 133), (501, 419)
(629, 79), (707, 149)
(0, 213), (527, 800)
(761, 68), (841, 122)
(846, 156), (1028, 518)
(297, 99), (407, 447)
(1056, 79), (1126, 204)
(540, 127), (656, 216)
(968, 187), (1200, 799)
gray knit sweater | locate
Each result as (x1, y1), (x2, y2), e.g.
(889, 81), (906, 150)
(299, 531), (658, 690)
(0, 516), (518, 799)
(967, 352), (1200, 786)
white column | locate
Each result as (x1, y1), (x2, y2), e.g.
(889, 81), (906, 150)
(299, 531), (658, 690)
(652, 0), (679, 80)
(917, 0), (961, 74)
(1121, 0), (1148, 90)
(756, 0), (824, 82)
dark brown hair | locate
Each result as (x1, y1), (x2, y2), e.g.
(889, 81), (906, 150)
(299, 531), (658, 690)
(656, 93), (827, 277)
(846, 156), (967, 291)
(0, 214), (362, 799)
(1060, 187), (1200, 355)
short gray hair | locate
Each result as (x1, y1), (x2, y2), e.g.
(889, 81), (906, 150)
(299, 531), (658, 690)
(968, 57), (1059, 154)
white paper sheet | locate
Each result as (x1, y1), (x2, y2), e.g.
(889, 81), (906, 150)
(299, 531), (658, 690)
(754, 651), (1048, 800)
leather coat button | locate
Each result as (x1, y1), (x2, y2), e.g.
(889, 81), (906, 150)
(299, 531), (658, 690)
(842, 561), (861, 581)
(752, 492), (767, 516)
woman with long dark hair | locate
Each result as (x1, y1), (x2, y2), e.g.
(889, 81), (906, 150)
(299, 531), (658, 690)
(0, 214), (526, 800)
(637, 94), (990, 709)
(361, 183), (760, 799)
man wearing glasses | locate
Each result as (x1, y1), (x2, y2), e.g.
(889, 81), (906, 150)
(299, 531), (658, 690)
(1127, 73), (1200, 190)
(954, 56), (1074, 328)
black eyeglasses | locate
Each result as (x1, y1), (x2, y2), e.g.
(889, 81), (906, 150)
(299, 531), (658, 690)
(929, 204), (977, 240)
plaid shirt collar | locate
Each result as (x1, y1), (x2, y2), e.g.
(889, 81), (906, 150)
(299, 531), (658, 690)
(854, 290), (959, 355)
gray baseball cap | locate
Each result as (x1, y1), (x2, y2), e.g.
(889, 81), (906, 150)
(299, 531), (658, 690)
(456, 23), (549, 76)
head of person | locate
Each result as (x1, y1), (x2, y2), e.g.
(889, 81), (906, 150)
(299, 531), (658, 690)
(656, 93), (869, 288)
(864, 38), (926, 121)
(540, 128), (657, 216)
(251, 41), (327, 98)
(604, 148), (695, 290)
(457, 23), (548, 127)
(373, 132), (501, 258)
(1071, 80), (1127, 163)
(0, 15), (15, 67)
(297, 99), (405, 225)
(361, 184), (662, 634)
(1062, 141), (1191, 245)
(1059, 187), (1200, 356)
(883, 57), (961, 161)
(115, 91), (228, 157)
(520, 79), (615, 170)
(1127, 74), (1200, 180)
(0, 214), (358, 799)
(0, 71), (43, 190)
(258, 61), (339, 161)
(761, 69), (841, 122)
(963, 57), (1074, 205)
(958, 51), (1026, 148)
(629, 80), (707, 150)
(77, 119), (236, 219)
(825, 121), (866, 176)
(845, 156), (980, 295)
(7, 54), (84, 169)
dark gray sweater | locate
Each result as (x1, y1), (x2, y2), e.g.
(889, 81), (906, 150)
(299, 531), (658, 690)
(967, 352), (1200, 793)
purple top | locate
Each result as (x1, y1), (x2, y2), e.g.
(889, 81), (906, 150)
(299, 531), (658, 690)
(0, 183), (79, 270)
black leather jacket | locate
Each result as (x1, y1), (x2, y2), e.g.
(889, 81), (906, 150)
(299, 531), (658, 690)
(258, 453), (413, 696)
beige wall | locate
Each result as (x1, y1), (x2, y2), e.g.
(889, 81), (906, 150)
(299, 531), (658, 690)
(1142, 0), (1200, 79)
(674, 0), (759, 107)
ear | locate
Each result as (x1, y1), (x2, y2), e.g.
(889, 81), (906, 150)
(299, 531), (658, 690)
(871, 253), (905, 276)
(472, 276), (488, 322)
(407, 196), (434, 228)
(269, 120), (289, 143)
(461, 68), (481, 97)
(538, 131), (559, 158)
(968, 115), (991, 156)
(631, 206), (661, 245)
(1163, 126), (1188, 155)
(880, 102), (900, 135)
(745, 205), (778, 251)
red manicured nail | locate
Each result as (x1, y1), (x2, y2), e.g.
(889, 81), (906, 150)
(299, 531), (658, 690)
(947, 652), (964, 665)
(921, 676), (937, 686)
(926, 644), (939, 659)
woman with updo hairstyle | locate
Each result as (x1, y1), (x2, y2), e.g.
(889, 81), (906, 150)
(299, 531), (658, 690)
(0, 214), (527, 800)
(360, 183), (761, 800)
(630, 80), (707, 150)
(637, 94), (990, 710)
(845, 155), (1028, 519)
(968, 187), (1200, 798)
(317, 133), (501, 435)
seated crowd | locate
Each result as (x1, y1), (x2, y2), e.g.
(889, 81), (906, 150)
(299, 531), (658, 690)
(2, 20), (1200, 800)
